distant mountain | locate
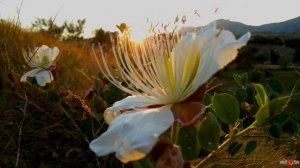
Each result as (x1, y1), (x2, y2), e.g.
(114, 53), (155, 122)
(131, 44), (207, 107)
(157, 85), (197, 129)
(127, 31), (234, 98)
(216, 16), (300, 35)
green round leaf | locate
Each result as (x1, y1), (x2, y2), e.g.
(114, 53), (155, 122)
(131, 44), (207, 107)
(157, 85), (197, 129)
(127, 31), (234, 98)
(177, 126), (199, 160)
(244, 141), (257, 155)
(245, 85), (255, 104)
(228, 141), (243, 156)
(212, 93), (240, 125)
(198, 112), (220, 151)
(282, 119), (298, 135)
(267, 77), (285, 94)
(271, 111), (290, 126)
(203, 93), (212, 106)
(269, 124), (282, 138)
(235, 88), (247, 102)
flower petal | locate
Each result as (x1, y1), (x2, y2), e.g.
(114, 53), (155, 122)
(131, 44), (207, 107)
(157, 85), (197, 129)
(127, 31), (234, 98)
(104, 95), (160, 124)
(35, 70), (54, 86)
(20, 68), (40, 82)
(90, 105), (174, 163)
(49, 47), (59, 62)
(201, 32), (251, 85)
(171, 102), (206, 126)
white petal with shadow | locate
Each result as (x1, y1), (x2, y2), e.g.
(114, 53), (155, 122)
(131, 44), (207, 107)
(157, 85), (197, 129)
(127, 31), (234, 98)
(35, 70), (54, 86)
(20, 68), (40, 82)
(104, 95), (160, 124)
(90, 105), (174, 163)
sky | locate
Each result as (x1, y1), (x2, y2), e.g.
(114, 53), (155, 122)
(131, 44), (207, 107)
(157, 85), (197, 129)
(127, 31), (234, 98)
(1, 0), (300, 38)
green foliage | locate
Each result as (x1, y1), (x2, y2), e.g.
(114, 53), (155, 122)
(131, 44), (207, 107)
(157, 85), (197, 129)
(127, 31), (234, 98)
(31, 17), (86, 40)
(212, 93), (240, 125)
(244, 141), (257, 155)
(203, 93), (212, 106)
(267, 77), (285, 94)
(91, 28), (118, 47)
(256, 96), (289, 126)
(270, 111), (290, 126)
(248, 69), (264, 83)
(269, 124), (282, 138)
(282, 119), (299, 135)
(253, 83), (269, 107)
(228, 141), (243, 156)
(233, 73), (248, 87)
(177, 126), (200, 160)
(198, 112), (220, 151)
(234, 88), (247, 102)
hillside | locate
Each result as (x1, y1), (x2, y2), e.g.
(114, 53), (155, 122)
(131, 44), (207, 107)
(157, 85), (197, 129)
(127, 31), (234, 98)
(216, 16), (300, 35)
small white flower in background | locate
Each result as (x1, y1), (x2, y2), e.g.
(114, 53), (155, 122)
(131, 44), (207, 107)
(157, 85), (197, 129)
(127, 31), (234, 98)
(20, 45), (59, 86)
(90, 21), (251, 163)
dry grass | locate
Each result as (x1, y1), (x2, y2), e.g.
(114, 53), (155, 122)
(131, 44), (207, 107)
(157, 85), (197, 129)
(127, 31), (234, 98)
(0, 20), (128, 168)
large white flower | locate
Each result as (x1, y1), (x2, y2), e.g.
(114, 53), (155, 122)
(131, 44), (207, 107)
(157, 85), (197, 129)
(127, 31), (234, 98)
(20, 45), (59, 86)
(90, 21), (251, 163)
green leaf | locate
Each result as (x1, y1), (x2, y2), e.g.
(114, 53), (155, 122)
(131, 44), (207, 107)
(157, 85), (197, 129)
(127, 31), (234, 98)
(209, 163), (230, 168)
(233, 74), (241, 86)
(253, 83), (269, 107)
(212, 93), (240, 125)
(198, 112), (220, 151)
(290, 79), (300, 98)
(267, 77), (285, 94)
(256, 96), (289, 126)
(266, 86), (280, 100)
(295, 67), (300, 76)
(244, 141), (257, 155)
(233, 73), (248, 87)
(271, 111), (290, 126)
(241, 73), (248, 85)
(245, 85), (255, 104)
(269, 124), (282, 138)
(203, 93), (212, 106)
(282, 119), (299, 135)
(228, 141), (243, 156)
(48, 91), (60, 103)
(177, 126), (199, 160)
(221, 122), (229, 134)
(96, 72), (103, 79)
(235, 88), (247, 102)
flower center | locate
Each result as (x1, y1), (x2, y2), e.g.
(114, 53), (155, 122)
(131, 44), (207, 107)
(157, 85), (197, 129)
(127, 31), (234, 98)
(39, 55), (50, 69)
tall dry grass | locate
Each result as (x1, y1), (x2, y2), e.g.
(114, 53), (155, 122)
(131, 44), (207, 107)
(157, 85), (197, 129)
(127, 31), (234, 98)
(0, 20), (128, 168)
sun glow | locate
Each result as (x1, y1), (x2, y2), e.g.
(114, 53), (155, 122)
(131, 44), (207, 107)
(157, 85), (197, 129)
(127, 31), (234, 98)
(129, 27), (150, 43)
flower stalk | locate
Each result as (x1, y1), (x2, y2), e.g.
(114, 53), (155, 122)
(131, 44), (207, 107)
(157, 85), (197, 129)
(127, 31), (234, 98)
(195, 121), (258, 167)
(171, 121), (179, 143)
